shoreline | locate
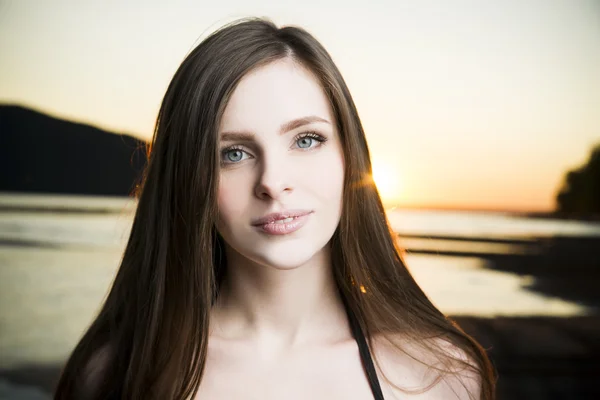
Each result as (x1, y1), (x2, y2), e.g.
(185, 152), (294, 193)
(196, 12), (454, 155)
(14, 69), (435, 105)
(1, 192), (599, 398)
(1, 315), (598, 399)
(2, 192), (600, 222)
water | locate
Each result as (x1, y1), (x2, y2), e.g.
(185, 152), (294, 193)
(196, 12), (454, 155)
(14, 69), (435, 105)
(1, 193), (599, 372)
(387, 207), (600, 239)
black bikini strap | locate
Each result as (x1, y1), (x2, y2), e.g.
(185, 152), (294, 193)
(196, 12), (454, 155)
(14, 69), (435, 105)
(344, 303), (386, 400)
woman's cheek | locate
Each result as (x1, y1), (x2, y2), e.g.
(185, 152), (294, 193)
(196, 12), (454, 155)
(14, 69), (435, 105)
(309, 149), (345, 199)
(218, 171), (252, 220)
(217, 174), (236, 220)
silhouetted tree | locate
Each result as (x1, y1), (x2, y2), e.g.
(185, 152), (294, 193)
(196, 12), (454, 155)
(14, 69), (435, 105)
(556, 143), (600, 215)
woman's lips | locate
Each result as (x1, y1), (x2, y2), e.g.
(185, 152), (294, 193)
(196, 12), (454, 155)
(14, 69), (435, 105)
(252, 211), (313, 235)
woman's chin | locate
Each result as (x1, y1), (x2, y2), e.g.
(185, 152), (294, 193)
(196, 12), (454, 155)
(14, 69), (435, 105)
(248, 247), (327, 271)
(220, 233), (332, 271)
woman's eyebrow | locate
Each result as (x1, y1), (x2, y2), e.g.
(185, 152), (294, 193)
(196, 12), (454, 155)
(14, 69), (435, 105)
(279, 115), (330, 134)
(220, 115), (330, 142)
(220, 132), (254, 142)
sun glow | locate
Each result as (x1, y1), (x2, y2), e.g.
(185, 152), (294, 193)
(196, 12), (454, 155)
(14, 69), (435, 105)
(371, 161), (402, 204)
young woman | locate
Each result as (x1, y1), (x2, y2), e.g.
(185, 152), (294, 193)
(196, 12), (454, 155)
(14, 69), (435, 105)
(55, 18), (496, 400)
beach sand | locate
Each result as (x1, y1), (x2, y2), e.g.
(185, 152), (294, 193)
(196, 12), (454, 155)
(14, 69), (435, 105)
(2, 195), (599, 399)
(1, 316), (598, 399)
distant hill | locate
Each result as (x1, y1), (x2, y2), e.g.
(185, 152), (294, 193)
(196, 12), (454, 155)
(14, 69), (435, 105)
(0, 105), (148, 196)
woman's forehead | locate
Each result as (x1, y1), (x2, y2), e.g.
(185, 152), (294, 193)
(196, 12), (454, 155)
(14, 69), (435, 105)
(219, 59), (334, 135)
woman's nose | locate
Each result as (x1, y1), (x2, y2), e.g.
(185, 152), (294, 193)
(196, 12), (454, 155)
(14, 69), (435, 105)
(254, 153), (293, 201)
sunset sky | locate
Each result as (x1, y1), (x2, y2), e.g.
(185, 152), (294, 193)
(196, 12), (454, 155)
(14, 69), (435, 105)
(1, 0), (599, 211)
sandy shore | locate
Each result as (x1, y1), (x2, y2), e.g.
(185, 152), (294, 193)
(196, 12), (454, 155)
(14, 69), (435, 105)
(1, 315), (598, 399)
(456, 316), (600, 399)
(2, 197), (599, 399)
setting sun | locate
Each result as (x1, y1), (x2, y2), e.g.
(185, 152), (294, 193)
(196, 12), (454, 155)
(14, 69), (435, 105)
(371, 161), (402, 204)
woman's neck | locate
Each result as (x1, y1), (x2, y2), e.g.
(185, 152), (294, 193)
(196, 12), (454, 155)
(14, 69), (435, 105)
(209, 245), (349, 350)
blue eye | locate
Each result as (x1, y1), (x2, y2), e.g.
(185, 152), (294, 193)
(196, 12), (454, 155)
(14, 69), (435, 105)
(297, 137), (314, 149)
(227, 150), (243, 162)
(295, 132), (327, 149)
(222, 148), (249, 164)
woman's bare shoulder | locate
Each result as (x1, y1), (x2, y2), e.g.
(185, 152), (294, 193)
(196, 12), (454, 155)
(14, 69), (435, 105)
(371, 334), (481, 399)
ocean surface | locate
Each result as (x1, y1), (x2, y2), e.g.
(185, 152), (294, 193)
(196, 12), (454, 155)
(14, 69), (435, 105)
(1, 192), (600, 378)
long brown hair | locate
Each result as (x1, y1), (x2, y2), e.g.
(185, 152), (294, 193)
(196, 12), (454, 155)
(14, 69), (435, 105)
(55, 17), (496, 399)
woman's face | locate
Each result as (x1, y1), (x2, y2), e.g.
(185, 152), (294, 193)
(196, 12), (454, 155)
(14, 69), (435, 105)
(216, 58), (345, 270)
